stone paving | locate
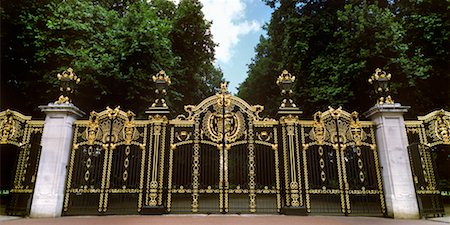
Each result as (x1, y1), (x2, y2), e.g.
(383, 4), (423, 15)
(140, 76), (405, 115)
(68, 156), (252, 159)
(0, 215), (448, 225)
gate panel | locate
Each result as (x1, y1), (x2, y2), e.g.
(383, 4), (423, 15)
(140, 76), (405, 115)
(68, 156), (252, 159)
(344, 117), (384, 216)
(64, 144), (104, 215)
(304, 144), (341, 214)
(0, 110), (43, 216)
(64, 107), (146, 215)
(227, 143), (249, 213)
(300, 108), (385, 216)
(167, 123), (195, 213)
(198, 143), (220, 213)
(254, 124), (280, 213)
(106, 144), (145, 214)
(167, 87), (280, 214)
(406, 110), (448, 217)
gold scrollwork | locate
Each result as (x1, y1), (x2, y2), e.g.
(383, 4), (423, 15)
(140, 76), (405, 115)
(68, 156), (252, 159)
(0, 111), (15, 144)
(175, 130), (191, 142)
(87, 112), (100, 145)
(0, 110), (30, 146)
(418, 109), (450, 146)
(312, 112), (325, 145)
(257, 131), (272, 142)
(123, 111), (136, 145)
(434, 112), (450, 144)
(349, 112), (363, 146)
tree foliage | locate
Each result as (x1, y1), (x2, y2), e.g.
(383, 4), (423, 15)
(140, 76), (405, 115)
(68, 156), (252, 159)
(238, 0), (449, 117)
(169, 0), (222, 113)
(1, 0), (223, 117)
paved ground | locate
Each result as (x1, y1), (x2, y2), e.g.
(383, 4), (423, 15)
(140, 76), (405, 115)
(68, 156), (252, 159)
(0, 215), (448, 225)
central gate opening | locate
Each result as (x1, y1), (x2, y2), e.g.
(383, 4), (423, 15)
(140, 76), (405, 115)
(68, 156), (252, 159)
(167, 86), (280, 214)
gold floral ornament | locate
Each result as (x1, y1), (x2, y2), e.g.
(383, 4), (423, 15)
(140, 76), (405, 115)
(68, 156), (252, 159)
(86, 111), (99, 145)
(276, 70), (297, 109)
(123, 111), (136, 145)
(0, 110), (15, 144)
(368, 68), (394, 105)
(55, 68), (80, 104)
(312, 111), (325, 145)
(350, 112), (363, 146)
(151, 70), (171, 108)
(435, 111), (450, 144)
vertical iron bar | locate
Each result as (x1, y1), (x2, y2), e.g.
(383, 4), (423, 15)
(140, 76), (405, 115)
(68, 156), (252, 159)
(334, 117), (348, 216)
(221, 92), (226, 213)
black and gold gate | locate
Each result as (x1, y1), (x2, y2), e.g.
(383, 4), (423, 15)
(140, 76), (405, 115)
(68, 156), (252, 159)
(167, 86), (280, 213)
(61, 79), (386, 216)
(405, 110), (448, 217)
(63, 107), (147, 215)
(290, 107), (385, 216)
(0, 110), (43, 216)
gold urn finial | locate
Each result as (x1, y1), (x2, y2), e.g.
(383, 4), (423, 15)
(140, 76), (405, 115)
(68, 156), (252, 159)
(150, 70), (171, 108)
(55, 67), (80, 104)
(368, 68), (394, 105)
(277, 70), (297, 109)
(220, 81), (228, 94)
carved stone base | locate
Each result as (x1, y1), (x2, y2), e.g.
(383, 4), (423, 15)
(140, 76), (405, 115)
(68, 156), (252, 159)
(140, 205), (167, 215)
(281, 206), (307, 216)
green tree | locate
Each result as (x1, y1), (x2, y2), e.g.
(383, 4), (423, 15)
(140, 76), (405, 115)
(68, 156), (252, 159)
(1, 0), (223, 117)
(2, 0), (175, 116)
(238, 36), (281, 116)
(393, 0), (450, 114)
(1, 0), (53, 115)
(239, 0), (449, 117)
(169, 0), (223, 113)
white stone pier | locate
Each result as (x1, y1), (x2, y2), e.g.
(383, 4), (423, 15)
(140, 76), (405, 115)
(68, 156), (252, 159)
(30, 103), (84, 217)
(365, 103), (419, 219)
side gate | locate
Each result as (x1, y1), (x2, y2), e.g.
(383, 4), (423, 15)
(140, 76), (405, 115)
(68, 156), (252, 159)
(281, 107), (385, 216)
(405, 110), (449, 217)
(0, 110), (43, 216)
(63, 107), (148, 215)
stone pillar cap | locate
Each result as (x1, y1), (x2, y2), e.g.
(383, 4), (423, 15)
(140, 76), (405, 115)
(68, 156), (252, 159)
(39, 103), (85, 118)
(363, 103), (410, 118)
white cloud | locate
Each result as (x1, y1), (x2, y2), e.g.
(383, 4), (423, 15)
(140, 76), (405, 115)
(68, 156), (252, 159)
(171, 0), (261, 64)
(201, 0), (260, 63)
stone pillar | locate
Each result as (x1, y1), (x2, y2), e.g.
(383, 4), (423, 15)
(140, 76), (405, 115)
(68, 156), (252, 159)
(365, 103), (419, 219)
(30, 103), (84, 217)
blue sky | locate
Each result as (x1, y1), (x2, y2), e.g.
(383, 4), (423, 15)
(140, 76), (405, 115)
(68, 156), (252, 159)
(199, 0), (273, 94)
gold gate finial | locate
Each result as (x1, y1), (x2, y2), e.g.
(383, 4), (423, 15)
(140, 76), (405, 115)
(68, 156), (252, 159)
(147, 70), (171, 115)
(220, 81), (228, 94)
(55, 67), (80, 104)
(368, 68), (394, 105)
(277, 70), (301, 114)
(150, 70), (171, 108)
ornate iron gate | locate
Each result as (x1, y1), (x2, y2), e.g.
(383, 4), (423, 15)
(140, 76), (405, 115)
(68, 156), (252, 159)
(63, 107), (147, 215)
(405, 110), (448, 217)
(297, 107), (385, 216)
(0, 110), (43, 216)
(167, 87), (280, 213)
